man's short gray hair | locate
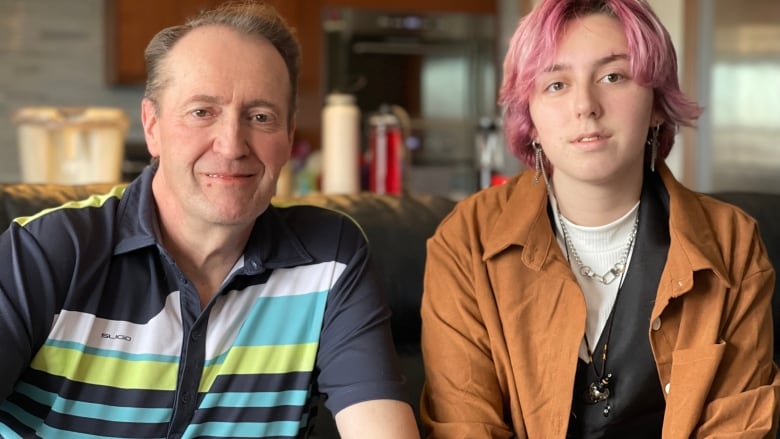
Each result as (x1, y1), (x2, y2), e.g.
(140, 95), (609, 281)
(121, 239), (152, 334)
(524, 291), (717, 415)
(143, 1), (300, 122)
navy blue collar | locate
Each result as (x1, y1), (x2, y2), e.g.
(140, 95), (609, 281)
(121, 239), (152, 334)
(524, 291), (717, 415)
(111, 164), (313, 275)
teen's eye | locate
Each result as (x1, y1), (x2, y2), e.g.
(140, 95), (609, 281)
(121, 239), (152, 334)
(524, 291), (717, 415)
(545, 81), (565, 92)
(601, 73), (625, 83)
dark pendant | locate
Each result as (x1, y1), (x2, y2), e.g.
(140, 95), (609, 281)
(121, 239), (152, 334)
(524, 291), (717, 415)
(584, 373), (612, 404)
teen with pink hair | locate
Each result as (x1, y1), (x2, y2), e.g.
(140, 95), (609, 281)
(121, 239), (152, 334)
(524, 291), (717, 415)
(420, 0), (779, 437)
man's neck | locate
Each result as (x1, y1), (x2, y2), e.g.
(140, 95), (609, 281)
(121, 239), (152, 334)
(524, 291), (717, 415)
(156, 208), (252, 309)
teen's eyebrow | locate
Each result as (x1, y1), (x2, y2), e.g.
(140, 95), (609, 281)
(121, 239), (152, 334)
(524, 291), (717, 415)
(545, 53), (629, 73)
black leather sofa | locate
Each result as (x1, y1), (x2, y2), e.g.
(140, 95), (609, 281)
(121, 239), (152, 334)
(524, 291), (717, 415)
(0, 183), (778, 437)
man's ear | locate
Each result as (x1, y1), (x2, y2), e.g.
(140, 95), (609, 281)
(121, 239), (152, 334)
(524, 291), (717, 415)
(141, 98), (160, 157)
(287, 116), (296, 145)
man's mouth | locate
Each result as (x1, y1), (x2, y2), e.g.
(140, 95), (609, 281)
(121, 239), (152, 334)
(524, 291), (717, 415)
(206, 173), (252, 178)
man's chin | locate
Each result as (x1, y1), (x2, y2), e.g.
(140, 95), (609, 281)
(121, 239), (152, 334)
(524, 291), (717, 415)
(210, 204), (269, 227)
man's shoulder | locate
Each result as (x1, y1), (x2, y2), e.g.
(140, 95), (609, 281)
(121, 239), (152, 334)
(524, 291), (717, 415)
(272, 201), (363, 236)
(266, 202), (368, 263)
(10, 185), (126, 232)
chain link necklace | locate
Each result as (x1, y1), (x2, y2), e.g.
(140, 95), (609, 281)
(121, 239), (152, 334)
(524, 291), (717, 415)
(558, 214), (639, 285)
(557, 208), (640, 415)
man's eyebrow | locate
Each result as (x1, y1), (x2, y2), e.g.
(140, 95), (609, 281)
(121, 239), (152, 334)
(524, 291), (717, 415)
(544, 53), (630, 73)
(186, 94), (224, 105)
(244, 99), (280, 110)
(185, 96), (282, 113)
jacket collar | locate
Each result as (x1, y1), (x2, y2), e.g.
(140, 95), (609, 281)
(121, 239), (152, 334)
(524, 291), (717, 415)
(657, 163), (730, 297)
(483, 170), (555, 271)
(482, 163), (730, 295)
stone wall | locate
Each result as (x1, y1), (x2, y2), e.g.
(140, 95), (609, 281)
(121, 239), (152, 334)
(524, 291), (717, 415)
(0, 0), (145, 182)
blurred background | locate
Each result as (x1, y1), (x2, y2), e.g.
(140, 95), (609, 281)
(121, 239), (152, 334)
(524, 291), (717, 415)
(0, 0), (778, 198)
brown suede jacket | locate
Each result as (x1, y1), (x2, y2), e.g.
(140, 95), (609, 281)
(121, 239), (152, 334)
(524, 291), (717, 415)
(421, 164), (780, 438)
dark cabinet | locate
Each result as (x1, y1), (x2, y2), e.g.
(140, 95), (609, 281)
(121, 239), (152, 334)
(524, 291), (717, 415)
(106, 0), (494, 147)
(106, 1), (225, 84)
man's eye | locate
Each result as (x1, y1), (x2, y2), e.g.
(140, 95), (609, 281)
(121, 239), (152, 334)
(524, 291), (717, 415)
(192, 109), (209, 118)
(252, 113), (269, 123)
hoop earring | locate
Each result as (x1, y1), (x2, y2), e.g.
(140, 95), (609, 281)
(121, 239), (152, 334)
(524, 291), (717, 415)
(649, 125), (661, 172)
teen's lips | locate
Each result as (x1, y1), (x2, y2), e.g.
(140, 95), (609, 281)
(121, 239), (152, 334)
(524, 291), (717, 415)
(571, 131), (610, 144)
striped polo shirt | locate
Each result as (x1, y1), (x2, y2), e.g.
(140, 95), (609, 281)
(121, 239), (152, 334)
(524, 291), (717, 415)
(0, 166), (407, 438)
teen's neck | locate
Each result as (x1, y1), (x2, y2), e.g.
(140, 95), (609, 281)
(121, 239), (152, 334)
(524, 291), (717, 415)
(551, 172), (643, 227)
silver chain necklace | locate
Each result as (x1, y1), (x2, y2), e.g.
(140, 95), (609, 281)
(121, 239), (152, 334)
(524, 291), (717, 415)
(558, 213), (639, 285)
(556, 207), (639, 414)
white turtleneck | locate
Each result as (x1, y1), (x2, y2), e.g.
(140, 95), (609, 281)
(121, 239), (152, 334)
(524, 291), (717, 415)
(551, 197), (640, 362)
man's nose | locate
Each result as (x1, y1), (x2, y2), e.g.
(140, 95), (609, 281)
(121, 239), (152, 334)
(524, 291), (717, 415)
(213, 116), (249, 159)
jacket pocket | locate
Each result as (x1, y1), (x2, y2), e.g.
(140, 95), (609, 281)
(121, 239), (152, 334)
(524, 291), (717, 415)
(663, 342), (725, 438)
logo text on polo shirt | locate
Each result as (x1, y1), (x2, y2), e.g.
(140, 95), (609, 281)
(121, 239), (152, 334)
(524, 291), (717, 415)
(101, 332), (132, 341)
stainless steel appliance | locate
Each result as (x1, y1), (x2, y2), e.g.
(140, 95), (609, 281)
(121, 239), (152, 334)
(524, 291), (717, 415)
(323, 7), (498, 197)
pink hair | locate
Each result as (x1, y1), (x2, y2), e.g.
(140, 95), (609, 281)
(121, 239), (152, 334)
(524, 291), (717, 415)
(499, 0), (702, 169)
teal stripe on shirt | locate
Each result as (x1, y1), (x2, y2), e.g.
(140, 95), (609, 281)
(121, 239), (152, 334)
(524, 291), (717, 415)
(0, 420), (23, 439)
(183, 420), (302, 438)
(199, 390), (309, 409)
(232, 292), (328, 347)
(15, 382), (172, 423)
(44, 339), (181, 363)
(1, 401), (120, 439)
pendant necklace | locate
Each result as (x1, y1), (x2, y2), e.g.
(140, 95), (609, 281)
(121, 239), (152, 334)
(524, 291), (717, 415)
(557, 210), (639, 416)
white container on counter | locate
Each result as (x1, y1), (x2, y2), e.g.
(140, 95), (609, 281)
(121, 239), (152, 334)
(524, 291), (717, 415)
(320, 93), (360, 194)
(13, 106), (129, 184)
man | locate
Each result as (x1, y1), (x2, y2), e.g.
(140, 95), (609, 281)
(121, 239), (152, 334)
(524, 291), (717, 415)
(0, 2), (419, 438)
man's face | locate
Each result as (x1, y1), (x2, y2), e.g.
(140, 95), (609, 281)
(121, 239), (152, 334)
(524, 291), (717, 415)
(142, 25), (294, 229)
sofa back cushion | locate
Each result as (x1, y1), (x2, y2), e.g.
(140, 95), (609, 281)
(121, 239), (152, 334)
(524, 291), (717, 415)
(1, 184), (777, 361)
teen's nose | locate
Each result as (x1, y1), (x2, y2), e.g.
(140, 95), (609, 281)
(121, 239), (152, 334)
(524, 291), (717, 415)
(574, 84), (602, 120)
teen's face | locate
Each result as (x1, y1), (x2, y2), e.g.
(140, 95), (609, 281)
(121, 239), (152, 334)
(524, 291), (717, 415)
(142, 25), (294, 227)
(528, 14), (660, 189)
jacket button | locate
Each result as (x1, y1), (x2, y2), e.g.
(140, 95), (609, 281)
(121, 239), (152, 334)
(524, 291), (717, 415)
(665, 382), (670, 394)
(651, 317), (661, 331)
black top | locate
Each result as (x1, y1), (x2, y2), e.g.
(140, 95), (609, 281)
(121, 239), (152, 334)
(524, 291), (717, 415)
(567, 170), (670, 438)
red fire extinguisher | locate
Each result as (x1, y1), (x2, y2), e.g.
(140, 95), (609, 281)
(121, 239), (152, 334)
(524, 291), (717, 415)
(367, 104), (406, 195)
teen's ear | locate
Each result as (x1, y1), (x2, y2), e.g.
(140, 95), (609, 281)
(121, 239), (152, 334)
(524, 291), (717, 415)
(650, 107), (665, 128)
